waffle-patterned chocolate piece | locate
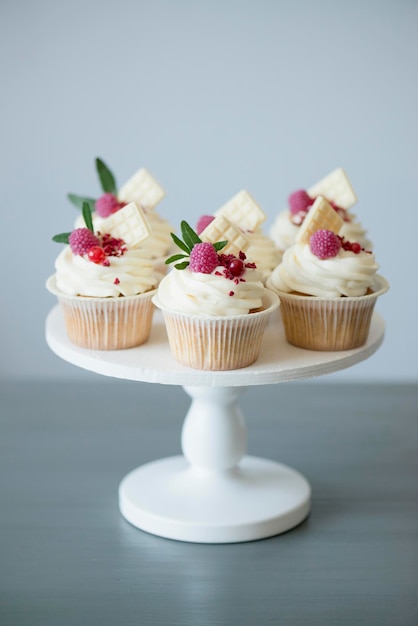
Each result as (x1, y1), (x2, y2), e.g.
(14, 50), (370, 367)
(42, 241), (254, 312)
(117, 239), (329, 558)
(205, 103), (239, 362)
(296, 196), (344, 244)
(216, 190), (266, 232)
(104, 202), (151, 248)
(308, 167), (357, 210)
(118, 168), (165, 211)
(200, 215), (249, 256)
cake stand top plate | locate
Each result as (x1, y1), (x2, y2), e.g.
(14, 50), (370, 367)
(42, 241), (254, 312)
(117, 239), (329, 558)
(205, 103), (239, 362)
(45, 306), (385, 387)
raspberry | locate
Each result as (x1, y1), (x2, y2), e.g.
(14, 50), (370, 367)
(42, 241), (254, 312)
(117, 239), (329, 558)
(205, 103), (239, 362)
(310, 229), (342, 259)
(196, 214), (214, 235)
(95, 193), (123, 217)
(288, 190), (313, 216)
(189, 242), (219, 274)
(69, 228), (100, 255)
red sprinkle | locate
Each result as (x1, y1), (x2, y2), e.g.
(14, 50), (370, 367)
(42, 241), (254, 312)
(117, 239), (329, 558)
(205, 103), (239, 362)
(229, 291), (234, 296)
(114, 277), (120, 285)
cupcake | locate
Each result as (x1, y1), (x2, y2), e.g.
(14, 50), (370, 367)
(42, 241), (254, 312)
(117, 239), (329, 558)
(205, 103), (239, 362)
(153, 221), (279, 370)
(267, 196), (388, 351)
(70, 158), (174, 278)
(46, 201), (159, 350)
(269, 168), (372, 255)
(196, 189), (281, 284)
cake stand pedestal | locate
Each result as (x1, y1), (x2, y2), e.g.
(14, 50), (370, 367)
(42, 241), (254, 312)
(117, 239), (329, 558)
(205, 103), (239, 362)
(46, 306), (385, 543)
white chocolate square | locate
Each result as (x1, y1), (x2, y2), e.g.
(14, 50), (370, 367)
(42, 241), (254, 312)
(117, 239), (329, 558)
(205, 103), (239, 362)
(296, 196), (344, 244)
(216, 190), (266, 232)
(103, 202), (152, 248)
(200, 215), (249, 256)
(308, 168), (357, 210)
(118, 168), (165, 211)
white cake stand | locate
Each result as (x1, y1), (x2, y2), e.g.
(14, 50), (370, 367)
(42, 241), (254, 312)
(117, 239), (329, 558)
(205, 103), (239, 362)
(46, 305), (385, 543)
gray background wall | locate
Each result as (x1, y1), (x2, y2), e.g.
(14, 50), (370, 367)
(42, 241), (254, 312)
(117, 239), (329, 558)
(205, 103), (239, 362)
(1, 0), (417, 382)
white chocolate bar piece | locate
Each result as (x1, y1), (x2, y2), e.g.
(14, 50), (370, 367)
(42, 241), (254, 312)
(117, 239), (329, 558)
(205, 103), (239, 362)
(200, 215), (249, 256)
(216, 190), (266, 232)
(296, 196), (344, 244)
(308, 168), (357, 210)
(118, 168), (165, 211)
(103, 202), (151, 248)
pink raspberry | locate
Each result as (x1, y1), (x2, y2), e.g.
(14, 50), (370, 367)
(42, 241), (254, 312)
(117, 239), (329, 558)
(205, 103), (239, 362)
(196, 214), (214, 235)
(69, 228), (100, 255)
(310, 229), (342, 259)
(288, 189), (313, 215)
(95, 193), (123, 217)
(189, 242), (219, 274)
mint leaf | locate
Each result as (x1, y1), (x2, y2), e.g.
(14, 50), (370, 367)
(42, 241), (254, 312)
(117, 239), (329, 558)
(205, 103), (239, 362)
(67, 193), (96, 211)
(170, 232), (190, 254)
(181, 220), (201, 250)
(82, 202), (94, 233)
(214, 241), (228, 251)
(165, 253), (188, 265)
(174, 261), (190, 270)
(96, 158), (116, 194)
(52, 232), (71, 244)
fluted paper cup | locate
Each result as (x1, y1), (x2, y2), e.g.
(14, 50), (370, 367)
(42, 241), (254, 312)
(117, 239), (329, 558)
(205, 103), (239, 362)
(268, 274), (389, 351)
(46, 275), (156, 350)
(152, 290), (279, 371)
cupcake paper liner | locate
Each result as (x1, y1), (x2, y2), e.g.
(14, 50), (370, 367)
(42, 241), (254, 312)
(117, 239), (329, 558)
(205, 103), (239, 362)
(46, 275), (156, 350)
(153, 290), (279, 371)
(271, 275), (389, 351)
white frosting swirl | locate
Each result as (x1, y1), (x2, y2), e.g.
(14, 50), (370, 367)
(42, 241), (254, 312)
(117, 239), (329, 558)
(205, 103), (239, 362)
(135, 211), (175, 258)
(156, 265), (266, 315)
(55, 247), (157, 297)
(268, 243), (379, 297)
(245, 228), (282, 281)
(269, 210), (372, 251)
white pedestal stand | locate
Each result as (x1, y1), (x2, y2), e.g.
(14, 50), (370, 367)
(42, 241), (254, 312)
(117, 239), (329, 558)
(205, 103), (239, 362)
(46, 306), (385, 543)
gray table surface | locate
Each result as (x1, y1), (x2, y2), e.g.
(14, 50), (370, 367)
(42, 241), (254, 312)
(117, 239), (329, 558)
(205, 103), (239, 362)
(0, 381), (417, 626)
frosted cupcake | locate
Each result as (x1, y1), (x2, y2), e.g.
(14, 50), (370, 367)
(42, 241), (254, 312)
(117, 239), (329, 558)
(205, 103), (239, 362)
(267, 197), (388, 351)
(71, 158), (174, 277)
(153, 221), (279, 370)
(196, 190), (281, 284)
(270, 168), (372, 254)
(47, 202), (159, 350)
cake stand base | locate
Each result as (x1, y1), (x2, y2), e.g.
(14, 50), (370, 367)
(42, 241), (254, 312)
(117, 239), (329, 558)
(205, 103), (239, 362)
(119, 455), (311, 543)
(46, 307), (385, 543)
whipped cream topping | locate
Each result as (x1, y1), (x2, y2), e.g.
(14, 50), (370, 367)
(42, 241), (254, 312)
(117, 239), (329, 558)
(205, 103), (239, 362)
(156, 265), (266, 316)
(55, 246), (157, 297)
(135, 211), (175, 258)
(268, 243), (379, 297)
(269, 209), (372, 251)
(245, 228), (282, 279)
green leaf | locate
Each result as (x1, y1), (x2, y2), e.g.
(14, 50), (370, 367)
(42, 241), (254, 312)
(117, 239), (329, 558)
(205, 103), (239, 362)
(170, 232), (190, 254)
(165, 253), (188, 265)
(67, 193), (96, 211)
(181, 221), (201, 250)
(174, 261), (190, 270)
(82, 201), (94, 233)
(96, 157), (116, 194)
(52, 232), (71, 244)
(213, 240), (228, 251)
